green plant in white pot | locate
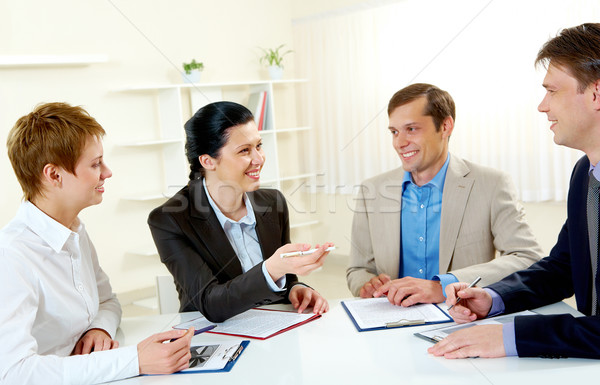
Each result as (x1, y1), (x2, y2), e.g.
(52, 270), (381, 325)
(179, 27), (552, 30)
(259, 44), (293, 80)
(182, 59), (204, 83)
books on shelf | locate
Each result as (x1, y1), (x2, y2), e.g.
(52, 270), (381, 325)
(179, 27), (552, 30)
(247, 91), (267, 130)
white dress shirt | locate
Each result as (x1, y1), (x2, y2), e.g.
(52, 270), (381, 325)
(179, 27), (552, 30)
(0, 201), (139, 384)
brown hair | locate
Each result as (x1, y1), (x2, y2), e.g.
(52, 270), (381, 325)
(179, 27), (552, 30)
(387, 83), (455, 131)
(6, 102), (105, 201)
(536, 23), (600, 93)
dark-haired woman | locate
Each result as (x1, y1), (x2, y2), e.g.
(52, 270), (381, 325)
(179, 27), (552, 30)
(148, 101), (332, 322)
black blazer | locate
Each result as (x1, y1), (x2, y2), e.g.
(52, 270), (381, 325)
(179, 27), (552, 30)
(148, 179), (298, 322)
(488, 156), (600, 358)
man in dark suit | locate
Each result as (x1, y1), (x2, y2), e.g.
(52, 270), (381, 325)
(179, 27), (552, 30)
(429, 23), (600, 359)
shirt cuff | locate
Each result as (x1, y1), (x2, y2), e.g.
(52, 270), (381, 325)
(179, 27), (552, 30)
(502, 322), (518, 356)
(261, 262), (286, 292)
(484, 288), (505, 317)
(432, 274), (458, 298)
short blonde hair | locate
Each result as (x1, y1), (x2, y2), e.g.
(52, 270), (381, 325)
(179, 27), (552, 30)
(7, 102), (105, 201)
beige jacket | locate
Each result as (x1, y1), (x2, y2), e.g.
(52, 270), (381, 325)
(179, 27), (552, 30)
(346, 154), (543, 296)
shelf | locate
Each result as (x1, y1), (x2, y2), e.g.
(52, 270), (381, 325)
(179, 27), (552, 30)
(259, 126), (310, 135)
(126, 249), (158, 257)
(121, 194), (169, 201)
(114, 77), (319, 245)
(261, 173), (316, 185)
(116, 139), (183, 147)
(290, 220), (319, 229)
(279, 173), (317, 182)
(114, 79), (308, 92)
(0, 54), (108, 68)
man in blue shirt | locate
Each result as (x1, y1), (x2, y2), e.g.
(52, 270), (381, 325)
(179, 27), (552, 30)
(346, 83), (543, 306)
(430, 23), (600, 360)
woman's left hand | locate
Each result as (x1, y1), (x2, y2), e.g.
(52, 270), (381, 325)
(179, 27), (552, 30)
(72, 328), (119, 355)
(288, 286), (329, 315)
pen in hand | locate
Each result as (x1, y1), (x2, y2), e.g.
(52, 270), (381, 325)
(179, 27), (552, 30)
(447, 276), (482, 311)
(280, 246), (336, 258)
(169, 325), (215, 342)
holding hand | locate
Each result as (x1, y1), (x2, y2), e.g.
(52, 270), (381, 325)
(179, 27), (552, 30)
(289, 285), (329, 315)
(264, 243), (333, 281)
(72, 328), (119, 355)
(445, 282), (492, 323)
(359, 274), (391, 298)
(428, 324), (505, 358)
(372, 277), (445, 306)
(137, 327), (194, 375)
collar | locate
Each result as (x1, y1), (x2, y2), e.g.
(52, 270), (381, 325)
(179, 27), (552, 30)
(402, 153), (450, 191)
(589, 160), (600, 182)
(17, 201), (79, 254)
(202, 179), (256, 228)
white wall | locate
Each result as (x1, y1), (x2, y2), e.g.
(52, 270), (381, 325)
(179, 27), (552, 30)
(0, 0), (295, 293)
(291, 0), (372, 19)
(286, 0), (576, 263)
(0, 0), (573, 296)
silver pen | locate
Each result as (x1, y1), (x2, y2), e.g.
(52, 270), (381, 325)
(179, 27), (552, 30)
(447, 276), (482, 311)
(280, 246), (336, 258)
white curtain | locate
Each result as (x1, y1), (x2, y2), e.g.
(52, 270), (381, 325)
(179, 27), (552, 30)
(293, 0), (598, 201)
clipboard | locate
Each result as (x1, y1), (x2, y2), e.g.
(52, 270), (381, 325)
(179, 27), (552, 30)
(207, 309), (321, 340)
(341, 297), (452, 332)
(175, 340), (250, 374)
(413, 310), (537, 343)
(174, 308), (321, 340)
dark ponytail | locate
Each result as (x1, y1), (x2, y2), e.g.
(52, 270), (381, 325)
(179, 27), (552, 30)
(184, 101), (254, 179)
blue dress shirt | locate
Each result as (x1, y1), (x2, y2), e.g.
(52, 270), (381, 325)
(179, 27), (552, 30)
(401, 155), (457, 294)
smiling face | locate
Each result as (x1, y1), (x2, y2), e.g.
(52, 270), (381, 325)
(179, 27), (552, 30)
(205, 120), (265, 193)
(538, 63), (598, 152)
(388, 96), (452, 186)
(59, 135), (112, 212)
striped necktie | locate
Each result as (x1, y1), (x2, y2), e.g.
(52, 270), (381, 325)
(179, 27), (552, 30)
(586, 173), (600, 315)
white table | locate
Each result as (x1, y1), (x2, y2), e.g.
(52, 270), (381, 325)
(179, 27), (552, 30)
(113, 300), (600, 384)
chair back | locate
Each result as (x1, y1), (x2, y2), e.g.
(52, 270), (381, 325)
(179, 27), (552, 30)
(155, 275), (180, 314)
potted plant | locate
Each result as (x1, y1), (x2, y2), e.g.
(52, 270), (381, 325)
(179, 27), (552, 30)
(259, 44), (293, 80)
(182, 59), (204, 83)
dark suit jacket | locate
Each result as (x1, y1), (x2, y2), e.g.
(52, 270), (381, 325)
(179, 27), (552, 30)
(148, 179), (298, 322)
(488, 156), (600, 359)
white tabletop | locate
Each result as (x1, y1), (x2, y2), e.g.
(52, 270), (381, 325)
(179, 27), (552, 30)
(113, 300), (600, 384)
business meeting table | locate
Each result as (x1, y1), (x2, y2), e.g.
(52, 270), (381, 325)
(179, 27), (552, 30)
(113, 299), (600, 385)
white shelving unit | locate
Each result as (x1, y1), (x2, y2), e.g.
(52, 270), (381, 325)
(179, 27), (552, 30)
(114, 79), (318, 234)
(0, 54), (108, 68)
(115, 79), (319, 258)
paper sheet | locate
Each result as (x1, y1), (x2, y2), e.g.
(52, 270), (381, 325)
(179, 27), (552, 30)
(343, 297), (450, 329)
(175, 309), (317, 339)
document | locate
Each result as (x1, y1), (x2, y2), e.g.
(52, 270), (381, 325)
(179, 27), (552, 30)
(342, 297), (452, 331)
(177, 339), (249, 374)
(414, 310), (536, 343)
(174, 308), (320, 340)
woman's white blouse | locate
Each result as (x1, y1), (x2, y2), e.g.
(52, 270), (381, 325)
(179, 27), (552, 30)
(0, 201), (138, 384)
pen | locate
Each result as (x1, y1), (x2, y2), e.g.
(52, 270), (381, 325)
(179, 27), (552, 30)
(280, 246), (336, 258)
(447, 276), (481, 311)
(170, 324), (216, 342)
